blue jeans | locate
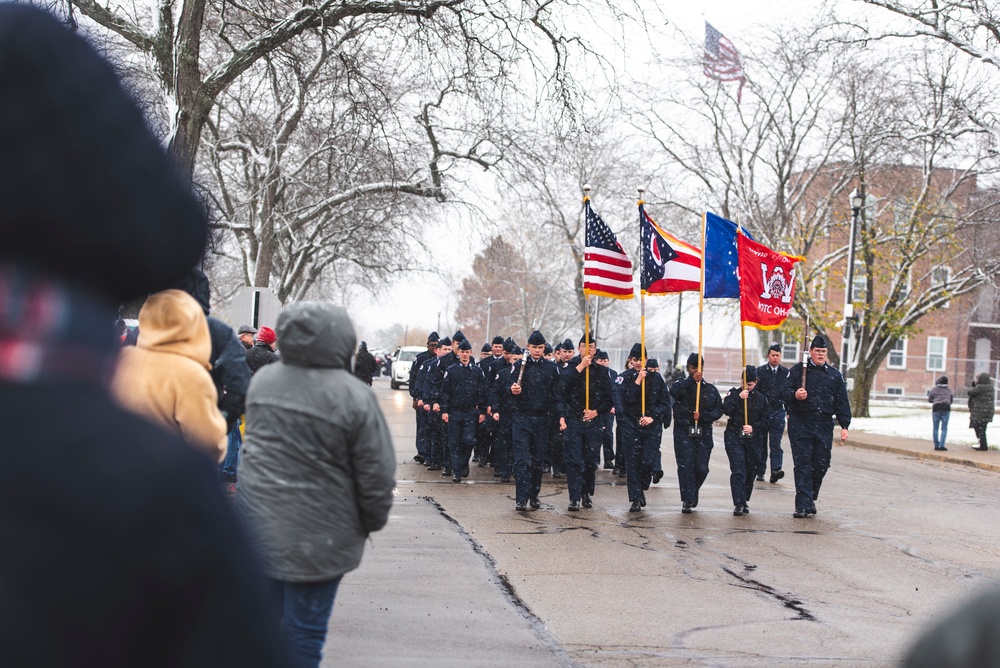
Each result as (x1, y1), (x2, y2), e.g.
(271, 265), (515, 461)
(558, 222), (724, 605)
(265, 576), (342, 668)
(218, 418), (242, 482)
(932, 410), (950, 449)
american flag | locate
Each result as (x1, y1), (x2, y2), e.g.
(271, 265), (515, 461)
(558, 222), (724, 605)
(704, 22), (745, 101)
(583, 200), (634, 300)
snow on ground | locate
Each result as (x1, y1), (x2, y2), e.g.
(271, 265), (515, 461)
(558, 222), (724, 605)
(852, 403), (1000, 447)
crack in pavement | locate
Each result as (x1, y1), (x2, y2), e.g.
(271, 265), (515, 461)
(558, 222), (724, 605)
(720, 564), (817, 622)
(421, 496), (578, 668)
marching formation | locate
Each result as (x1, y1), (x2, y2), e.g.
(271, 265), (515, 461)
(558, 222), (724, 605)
(407, 329), (851, 518)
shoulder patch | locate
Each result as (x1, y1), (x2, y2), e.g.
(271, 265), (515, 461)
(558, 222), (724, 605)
(615, 376), (624, 385)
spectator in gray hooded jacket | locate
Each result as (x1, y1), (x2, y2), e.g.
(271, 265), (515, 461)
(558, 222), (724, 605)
(237, 302), (396, 668)
(928, 376), (953, 451)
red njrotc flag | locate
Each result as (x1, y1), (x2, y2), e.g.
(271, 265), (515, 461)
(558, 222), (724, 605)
(583, 200), (634, 299)
(704, 22), (746, 103)
(738, 235), (803, 330)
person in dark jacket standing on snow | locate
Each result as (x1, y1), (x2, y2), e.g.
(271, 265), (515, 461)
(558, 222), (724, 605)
(238, 302), (396, 668)
(928, 376), (953, 451)
(967, 372), (994, 451)
(0, 7), (284, 665)
(782, 335), (851, 518)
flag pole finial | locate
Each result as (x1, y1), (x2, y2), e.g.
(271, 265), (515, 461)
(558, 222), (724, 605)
(637, 186), (645, 205)
(582, 184), (591, 203)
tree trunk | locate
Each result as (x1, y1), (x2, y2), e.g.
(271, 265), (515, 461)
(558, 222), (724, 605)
(167, 0), (208, 181)
(852, 362), (874, 418)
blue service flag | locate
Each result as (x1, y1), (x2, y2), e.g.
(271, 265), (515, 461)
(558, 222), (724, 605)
(639, 203), (679, 293)
(704, 212), (752, 298)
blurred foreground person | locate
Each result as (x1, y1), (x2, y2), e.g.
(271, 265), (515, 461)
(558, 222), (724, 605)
(112, 290), (228, 462)
(903, 586), (1000, 667)
(238, 302), (396, 668)
(0, 5), (283, 666)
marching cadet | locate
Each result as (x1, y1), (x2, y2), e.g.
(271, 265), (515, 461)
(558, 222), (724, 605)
(473, 342), (494, 465)
(410, 331), (439, 464)
(670, 353), (724, 514)
(594, 350), (618, 472)
(441, 339), (488, 482)
(491, 339), (519, 482)
(560, 334), (613, 511)
(421, 336), (453, 473)
(722, 366), (769, 516)
(782, 335), (851, 518)
(546, 341), (569, 480)
(755, 342), (789, 483)
(503, 331), (564, 511)
(480, 336), (508, 471)
(619, 347), (672, 512)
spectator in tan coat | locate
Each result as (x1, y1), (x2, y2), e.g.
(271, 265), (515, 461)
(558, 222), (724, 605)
(113, 289), (227, 461)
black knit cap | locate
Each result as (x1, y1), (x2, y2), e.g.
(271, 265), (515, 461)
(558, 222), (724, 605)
(0, 6), (207, 301)
(452, 330), (466, 344)
(553, 341), (564, 352)
(492, 335), (504, 345)
(595, 350), (609, 361)
(743, 365), (758, 383)
(439, 336), (452, 347)
(646, 358), (659, 369)
(686, 352), (704, 369)
(810, 335), (828, 349)
(544, 342), (553, 354)
(428, 331), (440, 343)
(481, 343), (491, 353)
(628, 343), (645, 360)
(503, 337), (516, 353)
(578, 332), (597, 346)
(457, 339), (472, 351)
(527, 330), (545, 346)
(768, 343), (782, 353)
(562, 338), (574, 350)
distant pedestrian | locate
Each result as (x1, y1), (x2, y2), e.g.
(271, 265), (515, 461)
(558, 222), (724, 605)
(238, 302), (396, 668)
(928, 376), (953, 451)
(247, 326), (279, 374)
(354, 340), (378, 386)
(967, 372), (995, 451)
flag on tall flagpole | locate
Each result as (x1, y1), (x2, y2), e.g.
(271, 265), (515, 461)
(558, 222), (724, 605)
(738, 234), (803, 330)
(640, 204), (700, 294)
(704, 22), (746, 103)
(584, 200), (634, 300)
(704, 211), (752, 299)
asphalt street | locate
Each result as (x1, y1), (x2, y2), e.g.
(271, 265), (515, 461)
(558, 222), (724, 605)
(326, 380), (1000, 667)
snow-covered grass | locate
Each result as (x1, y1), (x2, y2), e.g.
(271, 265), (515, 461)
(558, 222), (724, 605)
(852, 404), (999, 447)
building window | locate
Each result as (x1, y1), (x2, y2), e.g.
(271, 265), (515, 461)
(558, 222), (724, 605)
(926, 336), (947, 372)
(780, 332), (799, 363)
(932, 266), (951, 308)
(885, 386), (904, 396)
(887, 338), (906, 370)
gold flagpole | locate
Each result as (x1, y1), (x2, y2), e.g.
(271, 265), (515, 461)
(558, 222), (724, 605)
(738, 228), (748, 428)
(695, 211), (706, 425)
(639, 187), (647, 416)
(583, 184), (592, 413)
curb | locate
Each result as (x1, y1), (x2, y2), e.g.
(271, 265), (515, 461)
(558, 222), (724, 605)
(844, 436), (1000, 474)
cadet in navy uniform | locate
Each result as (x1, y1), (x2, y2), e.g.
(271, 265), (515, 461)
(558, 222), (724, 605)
(505, 331), (564, 511)
(670, 353), (724, 513)
(480, 336), (508, 472)
(441, 339), (488, 482)
(755, 342), (789, 483)
(722, 366), (769, 516)
(594, 350), (619, 471)
(421, 336), (454, 473)
(561, 335), (613, 511)
(545, 341), (566, 479)
(492, 339), (519, 482)
(782, 335), (851, 518)
(619, 347), (672, 511)
(410, 332), (439, 464)
(473, 342), (494, 465)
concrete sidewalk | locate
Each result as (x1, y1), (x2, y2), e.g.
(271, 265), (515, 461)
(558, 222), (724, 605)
(847, 428), (1000, 473)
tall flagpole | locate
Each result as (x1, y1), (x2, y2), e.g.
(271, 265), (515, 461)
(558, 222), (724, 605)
(583, 184), (592, 413)
(738, 229), (748, 430)
(638, 187), (647, 416)
(693, 211), (706, 435)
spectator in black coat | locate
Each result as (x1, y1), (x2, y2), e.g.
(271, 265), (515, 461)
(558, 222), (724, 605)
(354, 341), (378, 386)
(0, 6), (283, 666)
(246, 326), (279, 374)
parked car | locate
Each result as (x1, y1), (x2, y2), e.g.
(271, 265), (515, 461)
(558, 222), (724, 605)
(390, 346), (426, 390)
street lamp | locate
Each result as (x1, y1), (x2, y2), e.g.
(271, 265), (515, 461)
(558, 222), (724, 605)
(842, 188), (863, 378)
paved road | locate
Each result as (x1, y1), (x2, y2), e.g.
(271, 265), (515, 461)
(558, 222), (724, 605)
(328, 381), (1000, 667)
